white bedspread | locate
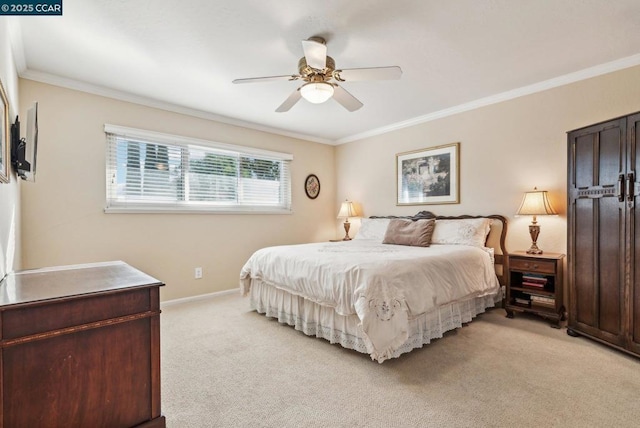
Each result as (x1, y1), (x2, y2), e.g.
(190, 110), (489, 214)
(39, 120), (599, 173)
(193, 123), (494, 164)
(240, 240), (500, 362)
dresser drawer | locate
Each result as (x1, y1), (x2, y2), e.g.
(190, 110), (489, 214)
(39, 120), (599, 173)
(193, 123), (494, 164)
(2, 288), (152, 340)
(509, 257), (556, 274)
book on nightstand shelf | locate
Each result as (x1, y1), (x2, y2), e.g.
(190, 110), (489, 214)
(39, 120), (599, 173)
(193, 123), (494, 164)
(530, 295), (555, 308)
(522, 275), (547, 284)
(522, 273), (547, 281)
(522, 281), (545, 288)
(520, 273), (548, 290)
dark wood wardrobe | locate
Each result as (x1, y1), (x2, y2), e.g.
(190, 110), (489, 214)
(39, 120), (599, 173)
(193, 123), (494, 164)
(567, 111), (640, 358)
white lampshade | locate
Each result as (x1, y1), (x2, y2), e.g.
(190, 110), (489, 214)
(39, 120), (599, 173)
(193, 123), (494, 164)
(300, 82), (334, 104)
(337, 200), (358, 219)
(517, 188), (557, 217)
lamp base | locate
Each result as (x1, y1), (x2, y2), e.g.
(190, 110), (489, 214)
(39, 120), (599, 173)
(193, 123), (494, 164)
(526, 245), (543, 255)
(342, 220), (352, 241)
(527, 224), (543, 254)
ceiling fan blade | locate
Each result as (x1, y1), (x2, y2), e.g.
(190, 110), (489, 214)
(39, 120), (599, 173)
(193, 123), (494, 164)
(335, 66), (402, 82)
(301, 39), (327, 69)
(233, 75), (298, 84)
(275, 89), (302, 112)
(332, 85), (363, 112)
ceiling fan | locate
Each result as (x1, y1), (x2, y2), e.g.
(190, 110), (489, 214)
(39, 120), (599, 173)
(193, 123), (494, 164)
(232, 37), (402, 112)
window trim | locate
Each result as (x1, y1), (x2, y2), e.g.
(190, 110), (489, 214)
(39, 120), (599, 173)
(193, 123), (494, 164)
(104, 124), (293, 214)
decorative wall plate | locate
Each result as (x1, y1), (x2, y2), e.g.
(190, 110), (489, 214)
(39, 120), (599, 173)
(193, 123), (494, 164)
(304, 174), (320, 199)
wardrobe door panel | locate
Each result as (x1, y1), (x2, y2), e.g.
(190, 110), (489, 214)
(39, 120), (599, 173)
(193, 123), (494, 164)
(574, 198), (595, 327)
(598, 126), (625, 339)
(598, 196), (623, 337)
(572, 132), (597, 328)
(629, 113), (640, 353)
(568, 119), (625, 346)
(599, 126), (624, 184)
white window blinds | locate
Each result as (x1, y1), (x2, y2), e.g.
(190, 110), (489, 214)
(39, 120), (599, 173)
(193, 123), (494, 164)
(105, 125), (292, 213)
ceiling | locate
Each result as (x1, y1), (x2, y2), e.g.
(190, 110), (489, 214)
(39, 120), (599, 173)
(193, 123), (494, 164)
(8, 0), (640, 144)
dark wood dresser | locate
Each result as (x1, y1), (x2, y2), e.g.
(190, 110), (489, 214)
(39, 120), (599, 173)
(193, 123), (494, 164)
(0, 261), (166, 427)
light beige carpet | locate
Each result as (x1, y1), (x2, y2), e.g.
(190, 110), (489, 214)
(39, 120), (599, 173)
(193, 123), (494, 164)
(161, 293), (640, 427)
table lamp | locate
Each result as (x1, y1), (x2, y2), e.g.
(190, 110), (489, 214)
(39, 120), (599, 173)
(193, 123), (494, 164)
(516, 187), (557, 254)
(337, 200), (359, 241)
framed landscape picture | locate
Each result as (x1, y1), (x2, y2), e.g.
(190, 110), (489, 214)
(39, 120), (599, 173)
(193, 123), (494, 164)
(396, 142), (459, 205)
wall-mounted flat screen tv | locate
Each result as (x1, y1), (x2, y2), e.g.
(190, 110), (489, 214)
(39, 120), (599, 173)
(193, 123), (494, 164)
(11, 102), (38, 181)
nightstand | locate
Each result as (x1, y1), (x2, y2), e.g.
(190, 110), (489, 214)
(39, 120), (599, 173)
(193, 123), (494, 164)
(506, 251), (565, 328)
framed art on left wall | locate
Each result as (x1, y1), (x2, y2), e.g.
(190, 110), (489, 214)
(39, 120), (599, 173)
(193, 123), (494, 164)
(0, 79), (9, 183)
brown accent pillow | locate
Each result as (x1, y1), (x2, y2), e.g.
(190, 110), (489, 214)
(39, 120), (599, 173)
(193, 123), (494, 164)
(382, 219), (435, 247)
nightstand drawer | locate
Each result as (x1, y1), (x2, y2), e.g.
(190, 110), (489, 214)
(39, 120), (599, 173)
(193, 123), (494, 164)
(509, 257), (556, 274)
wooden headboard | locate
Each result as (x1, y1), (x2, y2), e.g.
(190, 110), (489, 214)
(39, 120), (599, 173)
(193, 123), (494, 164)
(370, 211), (509, 285)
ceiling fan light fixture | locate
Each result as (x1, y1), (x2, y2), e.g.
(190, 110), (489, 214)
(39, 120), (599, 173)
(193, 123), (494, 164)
(300, 82), (334, 104)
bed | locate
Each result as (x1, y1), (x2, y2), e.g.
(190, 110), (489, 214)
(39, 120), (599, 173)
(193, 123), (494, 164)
(240, 211), (508, 363)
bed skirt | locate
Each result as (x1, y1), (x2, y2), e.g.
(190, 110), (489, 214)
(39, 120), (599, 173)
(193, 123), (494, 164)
(248, 279), (501, 362)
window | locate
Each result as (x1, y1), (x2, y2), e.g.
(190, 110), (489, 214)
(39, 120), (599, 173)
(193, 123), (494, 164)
(105, 125), (292, 213)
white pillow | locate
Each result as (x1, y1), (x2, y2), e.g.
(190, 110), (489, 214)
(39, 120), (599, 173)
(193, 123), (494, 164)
(354, 218), (391, 242)
(431, 218), (491, 247)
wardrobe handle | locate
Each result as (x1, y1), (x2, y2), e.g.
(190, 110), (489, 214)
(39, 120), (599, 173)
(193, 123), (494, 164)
(627, 173), (635, 202)
(618, 174), (625, 202)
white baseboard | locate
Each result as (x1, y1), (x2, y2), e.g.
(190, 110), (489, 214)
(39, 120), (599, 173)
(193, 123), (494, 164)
(161, 288), (238, 308)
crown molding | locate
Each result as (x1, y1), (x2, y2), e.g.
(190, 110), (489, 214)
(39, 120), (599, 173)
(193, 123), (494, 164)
(18, 69), (334, 145)
(337, 53), (640, 144)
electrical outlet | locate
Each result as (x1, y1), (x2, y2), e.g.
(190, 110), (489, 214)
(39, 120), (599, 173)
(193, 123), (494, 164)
(195, 267), (203, 279)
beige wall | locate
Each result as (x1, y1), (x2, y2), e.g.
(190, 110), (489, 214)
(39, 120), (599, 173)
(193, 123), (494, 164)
(17, 65), (640, 301)
(0, 19), (21, 279)
(19, 80), (336, 301)
(336, 66), (640, 254)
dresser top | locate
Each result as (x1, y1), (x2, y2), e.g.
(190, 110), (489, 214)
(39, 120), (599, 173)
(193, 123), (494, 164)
(0, 261), (163, 307)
